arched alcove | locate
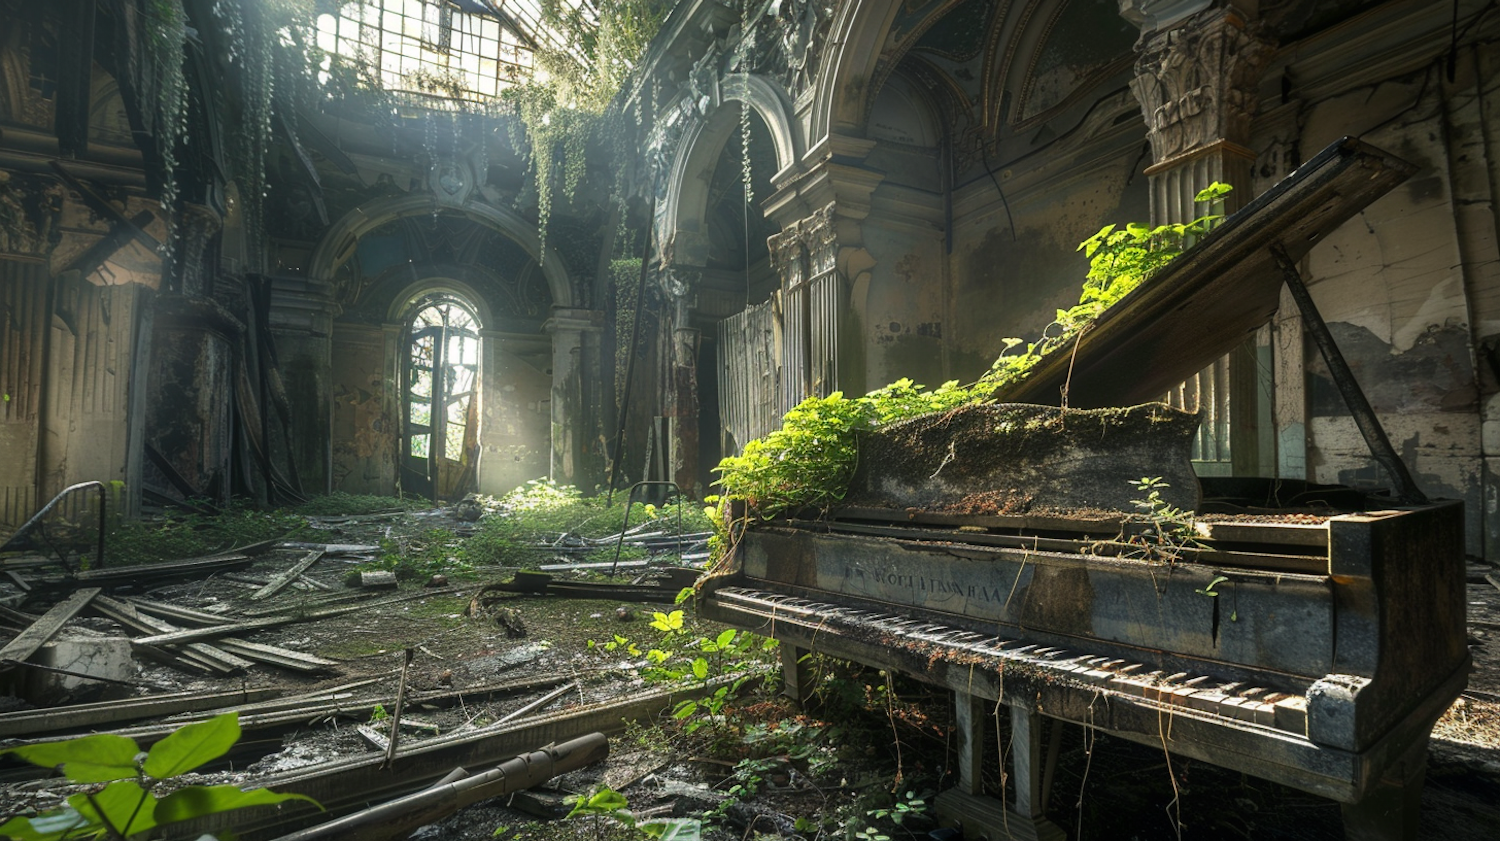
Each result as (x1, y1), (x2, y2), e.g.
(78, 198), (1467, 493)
(325, 209), (560, 498)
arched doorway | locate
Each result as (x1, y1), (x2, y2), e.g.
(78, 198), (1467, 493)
(401, 292), (482, 500)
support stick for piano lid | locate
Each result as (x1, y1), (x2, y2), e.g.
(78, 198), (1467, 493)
(1271, 245), (1428, 505)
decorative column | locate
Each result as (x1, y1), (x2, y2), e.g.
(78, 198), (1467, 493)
(768, 202), (842, 415)
(1125, 1), (1273, 224)
(544, 308), (601, 485)
(1124, 1), (1274, 475)
(660, 266), (702, 497)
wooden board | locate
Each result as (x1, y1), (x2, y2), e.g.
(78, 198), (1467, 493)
(0, 587), (100, 666)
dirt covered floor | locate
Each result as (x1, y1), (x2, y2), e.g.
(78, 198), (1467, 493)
(1, 493), (1498, 841)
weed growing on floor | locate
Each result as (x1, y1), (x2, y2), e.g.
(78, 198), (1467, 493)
(464, 479), (712, 567)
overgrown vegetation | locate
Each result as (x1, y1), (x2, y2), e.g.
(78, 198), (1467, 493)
(503, 1), (673, 248)
(294, 492), (426, 517)
(712, 184), (1234, 523)
(463, 479), (712, 568)
(104, 505), (307, 567)
(0, 713), (315, 840)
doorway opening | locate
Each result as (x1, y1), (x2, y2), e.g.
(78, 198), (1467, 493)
(401, 292), (481, 500)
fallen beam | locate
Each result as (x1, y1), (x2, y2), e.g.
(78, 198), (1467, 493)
(92, 596), (251, 674)
(135, 586), (476, 644)
(266, 733), (610, 841)
(252, 550), (326, 601)
(214, 639), (340, 674)
(0, 686), (282, 738)
(0, 588), (101, 669)
(122, 597), (234, 626)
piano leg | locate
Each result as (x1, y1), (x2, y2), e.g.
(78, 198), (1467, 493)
(780, 645), (812, 706)
(1340, 738), (1428, 841)
(937, 694), (1065, 841)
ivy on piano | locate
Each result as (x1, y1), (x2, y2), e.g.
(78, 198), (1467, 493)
(711, 184), (1234, 527)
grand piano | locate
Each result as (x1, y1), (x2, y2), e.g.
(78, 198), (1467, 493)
(699, 138), (1469, 841)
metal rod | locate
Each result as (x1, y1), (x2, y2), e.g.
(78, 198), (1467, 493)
(384, 648), (415, 768)
(1272, 245), (1427, 504)
(496, 680), (576, 723)
(607, 194), (658, 505)
(611, 480), (681, 576)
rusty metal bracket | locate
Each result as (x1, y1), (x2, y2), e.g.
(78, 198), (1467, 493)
(610, 480), (684, 576)
(0, 480), (108, 571)
(1272, 245), (1427, 504)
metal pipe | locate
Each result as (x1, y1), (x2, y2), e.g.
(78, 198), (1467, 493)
(266, 732), (610, 841)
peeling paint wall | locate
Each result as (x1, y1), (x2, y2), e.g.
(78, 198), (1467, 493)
(478, 334), (552, 495)
(330, 323), (398, 495)
(0, 261), (47, 526)
(1288, 31), (1494, 554)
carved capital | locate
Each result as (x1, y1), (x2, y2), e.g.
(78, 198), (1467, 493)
(1129, 7), (1273, 163)
(768, 201), (838, 290)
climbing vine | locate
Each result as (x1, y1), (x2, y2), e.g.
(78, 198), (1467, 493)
(712, 184), (1235, 520)
(142, 0), (190, 262)
(502, 0), (673, 251)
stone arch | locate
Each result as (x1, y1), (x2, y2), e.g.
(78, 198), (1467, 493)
(810, 0), (906, 143)
(385, 275), (495, 327)
(307, 194), (573, 309)
(660, 75), (800, 261)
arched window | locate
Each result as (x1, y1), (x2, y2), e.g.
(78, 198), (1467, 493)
(403, 293), (480, 499)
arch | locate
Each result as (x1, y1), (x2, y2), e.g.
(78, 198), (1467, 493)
(385, 274), (497, 328)
(307, 194), (573, 309)
(660, 76), (800, 260)
(809, 0), (906, 146)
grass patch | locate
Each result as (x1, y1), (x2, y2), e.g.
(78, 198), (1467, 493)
(295, 492), (427, 516)
(103, 506), (309, 567)
(464, 480), (714, 568)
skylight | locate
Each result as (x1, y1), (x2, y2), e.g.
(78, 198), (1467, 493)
(315, 0), (558, 104)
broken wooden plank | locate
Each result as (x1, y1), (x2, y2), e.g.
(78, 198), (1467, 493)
(355, 723), (390, 751)
(0, 686), (281, 738)
(0, 587), (101, 668)
(92, 595), (252, 674)
(356, 570), (398, 589)
(252, 550), (326, 601)
(280, 542), (381, 555)
(497, 681), (576, 723)
(298, 575), (332, 592)
(122, 597), (234, 626)
(1485, 574), (1500, 595)
(69, 554), (253, 585)
(214, 638), (340, 674)
(4, 569), (32, 592)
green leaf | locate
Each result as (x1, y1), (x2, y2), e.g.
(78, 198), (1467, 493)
(672, 700), (698, 719)
(640, 818), (702, 841)
(155, 785), (320, 825)
(0, 810), (91, 841)
(691, 658), (709, 680)
(714, 629), (736, 650)
(2, 734), (141, 783)
(68, 779), (158, 839)
(143, 713), (240, 779)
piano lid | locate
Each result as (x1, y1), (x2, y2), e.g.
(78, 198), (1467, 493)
(993, 137), (1416, 409)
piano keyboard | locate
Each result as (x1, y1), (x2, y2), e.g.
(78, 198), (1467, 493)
(710, 586), (1310, 737)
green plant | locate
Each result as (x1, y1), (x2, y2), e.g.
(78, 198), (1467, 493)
(565, 787), (700, 841)
(867, 790), (930, 826)
(0, 713), (316, 840)
(502, 1), (673, 252)
(1196, 575), (1229, 598)
(368, 703), (390, 724)
(1120, 477), (1207, 563)
(711, 184), (1235, 529)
